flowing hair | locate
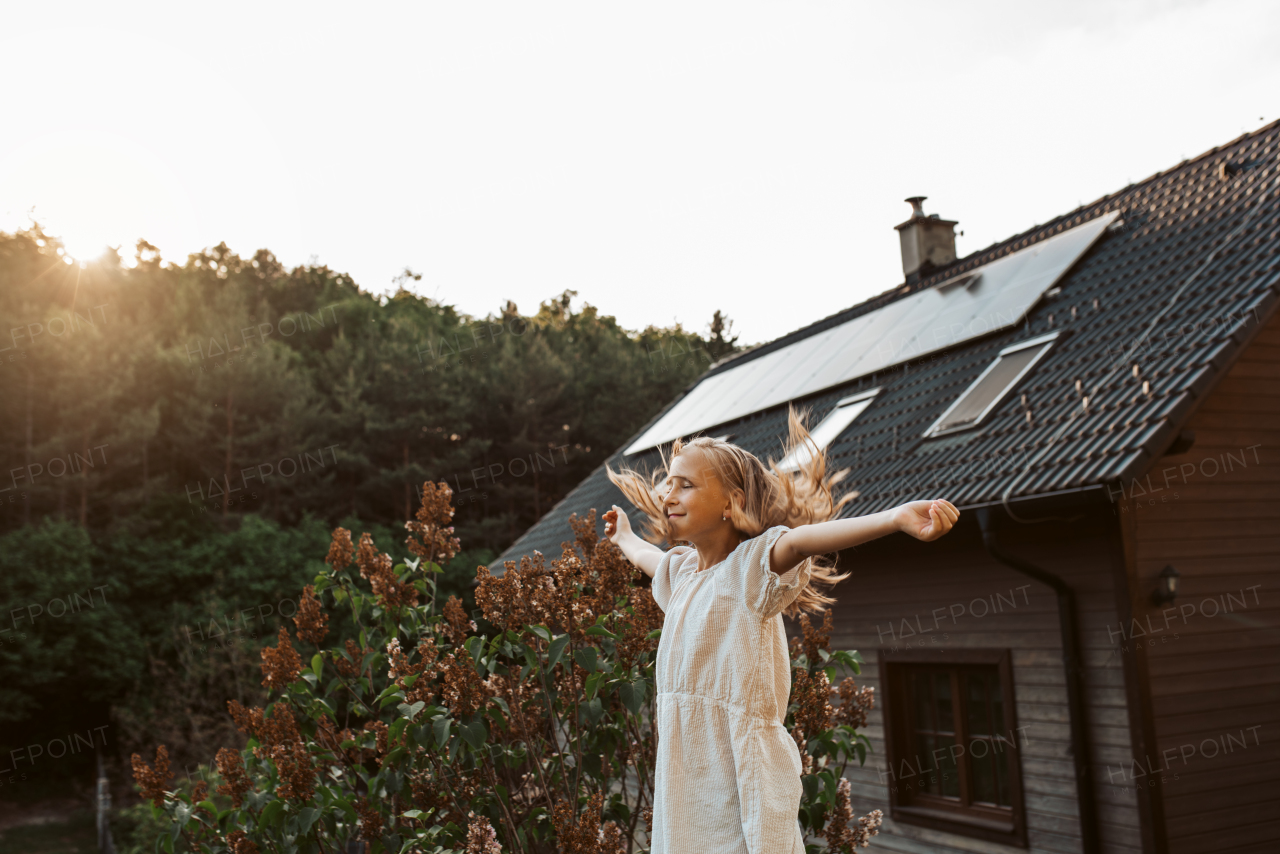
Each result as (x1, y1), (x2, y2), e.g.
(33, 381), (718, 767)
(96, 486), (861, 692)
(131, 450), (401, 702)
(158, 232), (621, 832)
(606, 406), (858, 618)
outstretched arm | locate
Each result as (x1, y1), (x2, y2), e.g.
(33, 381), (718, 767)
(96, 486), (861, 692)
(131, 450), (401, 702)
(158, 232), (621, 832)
(769, 499), (959, 575)
(604, 506), (664, 578)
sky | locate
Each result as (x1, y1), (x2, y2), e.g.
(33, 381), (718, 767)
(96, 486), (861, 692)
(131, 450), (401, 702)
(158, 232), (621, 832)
(2, 1), (1277, 346)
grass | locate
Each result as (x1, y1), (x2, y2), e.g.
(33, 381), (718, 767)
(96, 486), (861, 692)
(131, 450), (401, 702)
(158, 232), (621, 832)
(0, 809), (98, 854)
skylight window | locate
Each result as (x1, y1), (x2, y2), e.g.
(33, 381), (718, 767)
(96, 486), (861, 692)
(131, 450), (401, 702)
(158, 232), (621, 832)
(923, 333), (1059, 438)
(777, 388), (880, 471)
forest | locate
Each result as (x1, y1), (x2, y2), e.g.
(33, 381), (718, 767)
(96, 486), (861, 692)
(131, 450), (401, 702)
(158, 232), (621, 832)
(0, 225), (736, 800)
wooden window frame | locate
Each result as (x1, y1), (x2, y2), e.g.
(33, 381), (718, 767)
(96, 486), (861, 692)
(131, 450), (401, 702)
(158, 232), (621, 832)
(880, 648), (1028, 848)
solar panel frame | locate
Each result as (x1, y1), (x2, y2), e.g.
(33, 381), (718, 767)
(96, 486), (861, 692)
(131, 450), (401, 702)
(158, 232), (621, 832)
(920, 332), (1061, 438)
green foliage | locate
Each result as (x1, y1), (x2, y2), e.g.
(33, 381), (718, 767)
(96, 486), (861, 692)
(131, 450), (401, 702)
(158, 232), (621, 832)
(0, 223), (730, 770)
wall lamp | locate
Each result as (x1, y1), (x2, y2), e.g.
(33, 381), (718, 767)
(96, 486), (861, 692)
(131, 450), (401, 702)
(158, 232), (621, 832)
(1151, 565), (1180, 605)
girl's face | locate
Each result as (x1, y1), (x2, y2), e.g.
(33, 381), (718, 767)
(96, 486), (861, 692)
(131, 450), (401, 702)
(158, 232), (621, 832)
(663, 448), (733, 542)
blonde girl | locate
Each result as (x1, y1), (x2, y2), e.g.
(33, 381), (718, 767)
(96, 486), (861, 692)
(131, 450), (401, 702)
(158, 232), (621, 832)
(603, 409), (958, 854)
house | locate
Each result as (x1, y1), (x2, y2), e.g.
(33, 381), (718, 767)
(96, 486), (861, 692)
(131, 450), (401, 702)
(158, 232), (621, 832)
(494, 121), (1280, 854)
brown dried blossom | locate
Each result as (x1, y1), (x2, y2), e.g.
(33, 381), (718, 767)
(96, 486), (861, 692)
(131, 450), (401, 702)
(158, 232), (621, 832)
(438, 650), (488, 719)
(130, 745), (172, 807)
(335, 638), (373, 680)
(215, 747), (252, 808)
(364, 720), (391, 756)
(355, 796), (384, 842)
(443, 594), (477, 646)
(790, 667), (835, 738)
(260, 626), (303, 690)
(481, 672), (545, 743)
(386, 637), (439, 706)
(225, 830), (261, 854)
(834, 677), (875, 730)
(293, 584), (329, 645)
(793, 608), (834, 665)
(615, 587), (664, 672)
(475, 552), (557, 635)
(326, 526), (355, 570)
(551, 792), (603, 854)
(822, 777), (882, 851)
(464, 813), (503, 854)
(406, 481), (462, 563)
(228, 699), (264, 739)
(273, 738), (316, 801)
(357, 531), (419, 611)
(410, 768), (459, 825)
(191, 780), (208, 808)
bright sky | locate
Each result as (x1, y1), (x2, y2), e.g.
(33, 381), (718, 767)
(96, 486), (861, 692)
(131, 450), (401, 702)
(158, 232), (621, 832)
(2, 1), (1277, 346)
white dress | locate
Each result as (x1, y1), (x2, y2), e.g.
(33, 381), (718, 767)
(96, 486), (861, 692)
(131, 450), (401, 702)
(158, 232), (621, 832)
(649, 525), (808, 854)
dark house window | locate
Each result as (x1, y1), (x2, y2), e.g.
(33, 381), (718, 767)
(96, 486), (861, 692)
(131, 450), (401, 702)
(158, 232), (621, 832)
(881, 649), (1027, 847)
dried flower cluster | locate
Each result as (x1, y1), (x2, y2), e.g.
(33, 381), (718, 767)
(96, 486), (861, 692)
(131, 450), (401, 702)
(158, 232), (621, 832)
(476, 511), (645, 646)
(294, 584), (329, 645)
(130, 745), (172, 807)
(437, 650), (489, 719)
(834, 677), (875, 730)
(215, 747), (252, 808)
(481, 672), (545, 743)
(405, 480), (461, 563)
(227, 700), (315, 801)
(790, 609), (834, 665)
(225, 830), (261, 854)
(386, 637), (440, 706)
(326, 526), (355, 570)
(788, 667), (834, 774)
(260, 626), (303, 690)
(464, 813), (504, 854)
(334, 638), (373, 680)
(475, 553), (556, 634)
(443, 594), (478, 646)
(551, 792), (626, 854)
(357, 531), (419, 611)
(355, 796), (384, 842)
(822, 777), (883, 851)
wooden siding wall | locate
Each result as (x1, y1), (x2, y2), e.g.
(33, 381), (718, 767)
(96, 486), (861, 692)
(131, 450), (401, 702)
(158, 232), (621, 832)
(817, 513), (1142, 854)
(1126, 309), (1280, 853)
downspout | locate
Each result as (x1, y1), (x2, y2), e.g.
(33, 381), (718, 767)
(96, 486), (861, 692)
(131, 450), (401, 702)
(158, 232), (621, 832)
(976, 507), (1099, 854)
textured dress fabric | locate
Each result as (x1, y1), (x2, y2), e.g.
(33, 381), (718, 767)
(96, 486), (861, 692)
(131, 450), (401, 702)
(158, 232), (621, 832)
(649, 525), (809, 854)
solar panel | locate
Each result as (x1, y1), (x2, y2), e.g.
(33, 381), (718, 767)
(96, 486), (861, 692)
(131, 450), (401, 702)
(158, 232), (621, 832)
(624, 211), (1118, 455)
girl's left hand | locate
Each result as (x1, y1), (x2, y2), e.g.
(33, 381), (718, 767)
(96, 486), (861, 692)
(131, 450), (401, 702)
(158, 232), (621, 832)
(894, 499), (959, 542)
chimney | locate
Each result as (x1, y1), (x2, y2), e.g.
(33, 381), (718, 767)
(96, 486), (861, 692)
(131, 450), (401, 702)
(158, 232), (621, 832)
(894, 196), (958, 283)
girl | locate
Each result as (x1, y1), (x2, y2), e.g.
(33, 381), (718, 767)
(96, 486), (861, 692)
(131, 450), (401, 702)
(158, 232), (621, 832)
(603, 409), (958, 854)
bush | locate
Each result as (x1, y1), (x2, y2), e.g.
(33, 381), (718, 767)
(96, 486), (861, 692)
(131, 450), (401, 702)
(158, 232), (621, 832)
(130, 482), (880, 853)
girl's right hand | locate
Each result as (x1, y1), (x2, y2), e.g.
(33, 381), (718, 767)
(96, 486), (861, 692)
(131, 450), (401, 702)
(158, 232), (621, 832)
(603, 505), (632, 543)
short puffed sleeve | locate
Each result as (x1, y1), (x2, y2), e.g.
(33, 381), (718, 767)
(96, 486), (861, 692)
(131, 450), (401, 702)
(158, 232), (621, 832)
(651, 545), (695, 613)
(739, 525), (810, 620)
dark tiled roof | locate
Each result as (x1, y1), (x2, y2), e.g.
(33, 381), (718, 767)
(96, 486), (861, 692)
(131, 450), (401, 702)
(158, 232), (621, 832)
(497, 121), (1280, 566)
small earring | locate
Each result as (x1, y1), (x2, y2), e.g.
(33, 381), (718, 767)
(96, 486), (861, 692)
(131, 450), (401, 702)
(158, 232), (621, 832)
(722, 514), (728, 521)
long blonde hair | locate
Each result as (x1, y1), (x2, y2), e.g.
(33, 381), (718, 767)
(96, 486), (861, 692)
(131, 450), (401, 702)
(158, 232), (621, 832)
(606, 406), (857, 618)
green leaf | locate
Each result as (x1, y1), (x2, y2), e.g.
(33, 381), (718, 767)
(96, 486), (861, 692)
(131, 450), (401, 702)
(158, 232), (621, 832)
(433, 716), (452, 747)
(460, 720), (488, 749)
(617, 679), (647, 715)
(645, 629), (663, 640)
(312, 653), (325, 678)
(398, 701), (426, 721)
(401, 809), (423, 820)
(581, 696), (604, 726)
(583, 625), (619, 640)
(583, 672), (603, 700)
(801, 774), (821, 802)
(298, 806), (321, 835)
(528, 624), (552, 643)
(259, 798), (286, 828)
(464, 636), (484, 665)
(573, 646), (598, 672)
(547, 634), (571, 670)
